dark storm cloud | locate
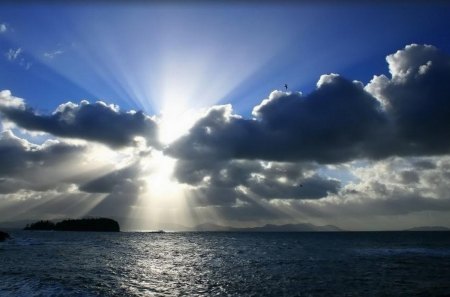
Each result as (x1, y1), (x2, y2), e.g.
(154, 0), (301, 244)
(0, 99), (160, 148)
(413, 160), (436, 170)
(367, 44), (450, 156)
(248, 174), (340, 199)
(164, 43), (450, 209)
(0, 130), (87, 193)
(167, 75), (387, 163)
(168, 44), (450, 165)
(177, 159), (340, 204)
(400, 170), (419, 184)
(0, 131), (84, 177)
(188, 186), (247, 207)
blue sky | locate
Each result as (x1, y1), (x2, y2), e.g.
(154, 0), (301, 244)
(2, 2), (450, 230)
(1, 3), (449, 115)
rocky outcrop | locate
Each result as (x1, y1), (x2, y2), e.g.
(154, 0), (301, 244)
(0, 230), (11, 241)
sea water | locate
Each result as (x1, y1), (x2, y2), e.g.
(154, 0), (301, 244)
(1, 231), (450, 296)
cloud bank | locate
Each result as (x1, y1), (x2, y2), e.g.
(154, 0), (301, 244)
(1, 44), (450, 229)
(0, 91), (160, 148)
(168, 44), (450, 164)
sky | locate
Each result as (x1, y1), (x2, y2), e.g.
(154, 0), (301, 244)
(1, 2), (450, 231)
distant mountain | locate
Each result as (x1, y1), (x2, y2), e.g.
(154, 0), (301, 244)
(405, 226), (450, 231)
(188, 222), (343, 232)
(191, 223), (236, 231)
(240, 223), (342, 232)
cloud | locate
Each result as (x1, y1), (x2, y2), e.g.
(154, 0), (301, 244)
(0, 93), (160, 148)
(400, 170), (419, 184)
(2, 43), (450, 229)
(5, 48), (22, 61)
(176, 159), (340, 209)
(81, 168), (146, 218)
(183, 155), (450, 226)
(298, 156), (450, 219)
(167, 75), (387, 163)
(168, 44), (450, 165)
(0, 90), (25, 109)
(43, 50), (64, 59)
(0, 23), (7, 33)
(4, 48), (32, 69)
(366, 44), (450, 156)
(0, 130), (88, 193)
(0, 91), (154, 219)
(0, 127), (150, 223)
(163, 43), (450, 220)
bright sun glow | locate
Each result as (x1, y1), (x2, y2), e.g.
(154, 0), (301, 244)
(158, 106), (203, 145)
(128, 151), (194, 230)
(6, 9), (296, 230)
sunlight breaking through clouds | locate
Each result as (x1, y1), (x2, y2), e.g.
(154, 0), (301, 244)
(2, 3), (450, 233)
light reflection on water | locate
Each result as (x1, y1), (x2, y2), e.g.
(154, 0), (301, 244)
(1, 231), (450, 296)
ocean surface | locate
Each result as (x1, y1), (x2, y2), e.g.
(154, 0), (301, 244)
(1, 231), (450, 296)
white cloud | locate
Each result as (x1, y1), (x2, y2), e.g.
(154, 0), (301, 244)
(43, 49), (64, 59)
(316, 73), (339, 88)
(4, 48), (32, 70)
(0, 90), (25, 109)
(0, 23), (7, 33)
(5, 48), (22, 61)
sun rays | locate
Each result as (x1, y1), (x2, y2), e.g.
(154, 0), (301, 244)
(2, 5), (413, 231)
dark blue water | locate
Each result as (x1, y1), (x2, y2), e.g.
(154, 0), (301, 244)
(1, 231), (450, 296)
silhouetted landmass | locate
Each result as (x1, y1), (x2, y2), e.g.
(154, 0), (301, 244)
(405, 226), (450, 231)
(193, 223), (235, 232)
(0, 230), (11, 241)
(24, 220), (55, 230)
(190, 223), (343, 232)
(24, 218), (120, 232)
(243, 223), (342, 232)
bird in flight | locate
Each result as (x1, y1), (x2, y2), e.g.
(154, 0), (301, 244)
(284, 83), (288, 91)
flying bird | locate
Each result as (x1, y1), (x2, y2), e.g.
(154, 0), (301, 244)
(284, 83), (288, 91)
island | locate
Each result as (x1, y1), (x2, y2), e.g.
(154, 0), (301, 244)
(0, 230), (11, 241)
(24, 218), (120, 232)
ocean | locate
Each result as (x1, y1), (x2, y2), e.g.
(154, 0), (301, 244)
(1, 231), (450, 296)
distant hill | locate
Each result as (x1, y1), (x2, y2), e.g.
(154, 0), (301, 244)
(193, 223), (235, 231)
(24, 218), (120, 232)
(240, 223), (342, 232)
(187, 222), (343, 232)
(405, 226), (450, 231)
